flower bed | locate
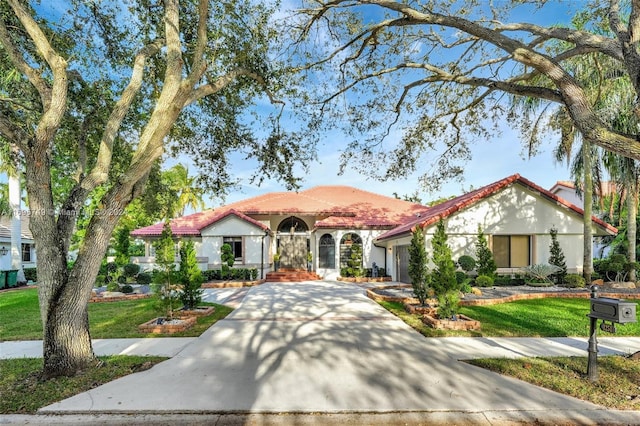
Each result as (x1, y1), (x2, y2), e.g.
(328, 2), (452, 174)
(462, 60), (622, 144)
(422, 313), (481, 330)
(138, 316), (197, 334)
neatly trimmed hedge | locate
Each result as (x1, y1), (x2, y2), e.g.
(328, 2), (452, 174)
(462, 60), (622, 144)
(23, 268), (37, 282)
(203, 268), (259, 281)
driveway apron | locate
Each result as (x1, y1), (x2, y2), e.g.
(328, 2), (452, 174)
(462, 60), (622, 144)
(42, 281), (608, 415)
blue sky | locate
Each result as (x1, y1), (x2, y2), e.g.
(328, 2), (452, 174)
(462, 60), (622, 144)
(208, 1), (583, 207)
(9, 1), (583, 210)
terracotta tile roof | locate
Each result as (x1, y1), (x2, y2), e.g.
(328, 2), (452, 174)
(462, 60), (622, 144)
(376, 174), (618, 241)
(131, 186), (429, 237)
(131, 209), (271, 237)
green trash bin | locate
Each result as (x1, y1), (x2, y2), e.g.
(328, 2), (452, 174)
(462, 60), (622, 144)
(6, 270), (18, 288)
(0, 271), (6, 290)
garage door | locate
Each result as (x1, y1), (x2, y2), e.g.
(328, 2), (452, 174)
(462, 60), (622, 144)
(396, 245), (410, 284)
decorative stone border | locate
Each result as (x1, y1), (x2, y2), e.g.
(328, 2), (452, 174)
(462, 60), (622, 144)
(202, 280), (264, 288)
(138, 315), (197, 334)
(338, 277), (392, 283)
(459, 291), (640, 306)
(89, 293), (152, 303)
(404, 303), (437, 316)
(177, 306), (215, 317)
(422, 314), (481, 330)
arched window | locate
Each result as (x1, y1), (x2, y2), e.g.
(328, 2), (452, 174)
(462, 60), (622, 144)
(277, 216), (309, 233)
(340, 233), (362, 268)
(319, 233), (336, 268)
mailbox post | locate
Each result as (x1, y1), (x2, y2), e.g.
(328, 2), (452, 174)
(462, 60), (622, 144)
(587, 284), (638, 382)
(587, 285), (599, 382)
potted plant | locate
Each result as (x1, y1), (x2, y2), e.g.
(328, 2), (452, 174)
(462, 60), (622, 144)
(273, 252), (280, 272)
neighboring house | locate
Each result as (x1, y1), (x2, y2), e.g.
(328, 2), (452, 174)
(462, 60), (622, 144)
(0, 215), (36, 271)
(549, 180), (617, 258)
(131, 174), (617, 282)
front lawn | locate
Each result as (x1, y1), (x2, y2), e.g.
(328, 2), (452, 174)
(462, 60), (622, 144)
(0, 356), (167, 414)
(467, 355), (640, 410)
(379, 298), (640, 337)
(0, 287), (233, 340)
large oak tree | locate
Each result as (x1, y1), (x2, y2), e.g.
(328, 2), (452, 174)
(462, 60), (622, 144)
(0, 0), (311, 377)
(291, 0), (640, 192)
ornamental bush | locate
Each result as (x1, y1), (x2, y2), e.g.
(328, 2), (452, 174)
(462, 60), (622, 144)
(474, 274), (494, 287)
(457, 255), (476, 273)
(408, 225), (430, 306)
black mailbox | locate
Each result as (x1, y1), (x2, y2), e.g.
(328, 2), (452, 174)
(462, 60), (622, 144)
(589, 297), (637, 324)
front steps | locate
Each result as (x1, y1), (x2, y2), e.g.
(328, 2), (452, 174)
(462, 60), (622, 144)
(265, 269), (322, 282)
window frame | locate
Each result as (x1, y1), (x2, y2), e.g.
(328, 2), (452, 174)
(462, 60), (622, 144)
(493, 235), (532, 268)
(319, 233), (336, 269)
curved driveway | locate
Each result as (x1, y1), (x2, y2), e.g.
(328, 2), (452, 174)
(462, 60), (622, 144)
(41, 281), (636, 423)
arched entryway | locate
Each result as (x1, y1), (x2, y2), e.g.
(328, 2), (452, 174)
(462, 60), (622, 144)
(277, 217), (309, 269)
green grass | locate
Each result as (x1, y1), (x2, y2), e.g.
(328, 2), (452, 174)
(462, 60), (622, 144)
(0, 287), (233, 340)
(0, 356), (167, 414)
(379, 298), (640, 337)
(467, 355), (640, 410)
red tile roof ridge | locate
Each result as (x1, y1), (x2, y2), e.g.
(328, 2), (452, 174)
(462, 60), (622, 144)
(376, 174), (617, 241)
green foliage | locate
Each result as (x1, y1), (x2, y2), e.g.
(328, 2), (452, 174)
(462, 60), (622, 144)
(408, 226), (430, 306)
(437, 291), (460, 320)
(475, 226), (497, 278)
(347, 243), (364, 277)
(457, 255), (476, 272)
(123, 263), (140, 279)
(593, 253), (638, 282)
(120, 284), (133, 294)
(152, 222), (179, 320)
(431, 220), (458, 298)
(179, 240), (203, 310)
(23, 268), (37, 282)
(475, 275), (495, 287)
(520, 264), (562, 284)
(548, 227), (568, 284)
(563, 274), (586, 288)
(106, 281), (120, 292)
(114, 227), (131, 267)
(136, 272), (152, 285)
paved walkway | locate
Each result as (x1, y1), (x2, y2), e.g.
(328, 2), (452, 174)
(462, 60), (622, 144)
(2, 282), (640, 425)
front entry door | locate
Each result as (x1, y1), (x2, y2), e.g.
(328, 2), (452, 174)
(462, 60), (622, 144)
(279, 235), (307, 269)
(397, 245), (410, 283)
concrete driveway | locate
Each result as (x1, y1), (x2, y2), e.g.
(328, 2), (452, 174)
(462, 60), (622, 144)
(40, 281), (631, 422)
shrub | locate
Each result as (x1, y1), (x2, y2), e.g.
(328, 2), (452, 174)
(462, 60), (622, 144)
(563, 273), (586, 288)
(520, 264), (562, 284)
(95, 274), (106, 286)
(457, 255), (476, 273)
(437, 291), (460, 320)
(455, 271), (468, 284)
(408, 226), (430, 306)
(121, 284), (134, 294)
(460, 282), (472, 294)
(117, 275), (126, 284)
(475, 226), (497, 278)
(347, 243), (364, 277)
(123, 263), (141, 279)
(548, 226), (567, 284)
(179, 240), (203, 310)
(250, 268), (258, 280)
(106, 281), (120, 292)
(136, 272), (152, 285)
(475, 274), (494, 287)
(23, 268), (37, 282)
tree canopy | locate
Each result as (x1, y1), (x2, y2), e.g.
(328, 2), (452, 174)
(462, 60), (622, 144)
(0, 0), (313, 377)
(291, 0), (640, 192)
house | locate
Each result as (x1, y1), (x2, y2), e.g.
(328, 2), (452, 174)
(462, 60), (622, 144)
(130, 174), (617, 282)
(0, 214), (36, 271)
(549, 180), (618, 258)
(131, 186), (431, 280)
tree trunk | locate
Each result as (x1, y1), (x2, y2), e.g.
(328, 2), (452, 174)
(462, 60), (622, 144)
(583, 143), (593, 284)
(628, 185), (638, 283)
(41, 272), (95, 378)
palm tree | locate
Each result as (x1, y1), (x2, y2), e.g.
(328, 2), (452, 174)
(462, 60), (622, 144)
(162, 164), (206, 217)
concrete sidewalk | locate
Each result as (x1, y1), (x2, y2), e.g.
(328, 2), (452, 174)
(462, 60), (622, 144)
(2, 281), (640, 425)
